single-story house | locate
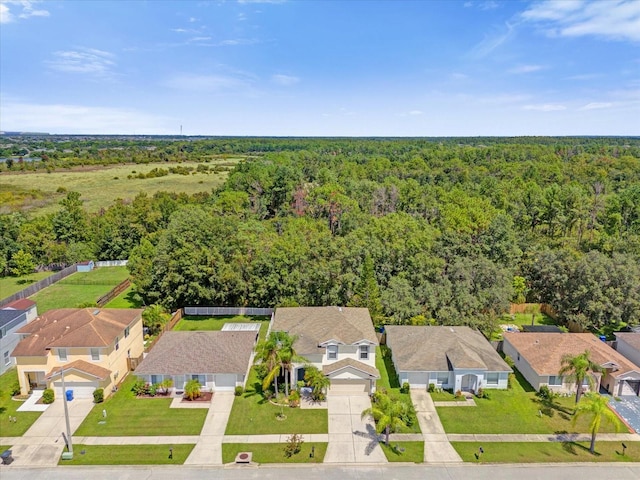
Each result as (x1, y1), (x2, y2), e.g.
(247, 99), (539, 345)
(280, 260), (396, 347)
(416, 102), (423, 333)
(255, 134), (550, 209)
(12, 308), (144, 399)
(0, 299), (38, 374)
(270, 306), (380, 394)
(135, 330), (258, 391)
(503, 332), (640, 397)
(615, 333), (640, 371)
(385, 325), (511, 392)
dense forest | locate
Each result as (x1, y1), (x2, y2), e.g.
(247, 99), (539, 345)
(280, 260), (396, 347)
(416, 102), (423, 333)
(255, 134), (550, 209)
(1, 136), (639, 336)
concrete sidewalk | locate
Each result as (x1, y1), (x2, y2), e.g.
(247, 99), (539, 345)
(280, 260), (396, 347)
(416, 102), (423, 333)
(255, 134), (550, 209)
(183, 391), (234, 465)
(410, 389), (463, 463)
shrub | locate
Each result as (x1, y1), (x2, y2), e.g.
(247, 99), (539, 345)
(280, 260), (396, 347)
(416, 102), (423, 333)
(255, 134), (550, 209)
(455, 390), (463, 399)
(536, 385), (555, 401)
(476, 388), (490, 399)
(10, 381), (21, 396)
(427, 383), (436, 393)
(504, 355), (515, 369)
(283, 433), (304, 458)
(507, 373), (516, 390)
(184, 379), (201, 400)
(234, 386), (244, 397)
(288, 389), (300, 407)
(93, 388), (104, 403)
(149, 383), (158, 396)
(42, 388), (55, 404)
(400, 382), (410, 394)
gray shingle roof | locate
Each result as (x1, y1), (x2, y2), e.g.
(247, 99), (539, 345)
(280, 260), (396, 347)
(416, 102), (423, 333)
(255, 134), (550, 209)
(135, 331), (257, 375)
(271, 306), (378, 355)
(615, 332), (640, 351)
(386, 326), (511, 372)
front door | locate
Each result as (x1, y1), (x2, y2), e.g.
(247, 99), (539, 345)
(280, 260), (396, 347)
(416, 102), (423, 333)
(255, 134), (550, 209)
(26, 371), (46, 390)
(460, 374), (477, 392)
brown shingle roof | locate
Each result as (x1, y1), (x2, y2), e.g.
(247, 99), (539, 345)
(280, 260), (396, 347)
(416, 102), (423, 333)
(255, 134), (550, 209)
(615, 332), (640, 351)
(503, 332), (640, 378)
(2, 299), (36, 310)
(12, 308), (142, 356)
(385, 326), (511, 372)
(322, 358), (379, 378)
(135, 331), (257, 375)
(46, 360), (111, 380)
(271, 307), (378, 355)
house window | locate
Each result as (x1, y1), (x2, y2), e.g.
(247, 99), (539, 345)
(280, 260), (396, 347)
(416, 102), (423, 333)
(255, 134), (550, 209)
(548, 375), (563, 386)
(191, 374), (206, 385)
(437, 372), (449, 384)
(115, 337), (120, 351)
(124, 326), (130, 338)
(359, 345), (369, 360)
(151, 375), (161, 385)
(486, 373), (499, 385)
(58, 348), (67, 361)
(90, 348), (100, 361)
(517, 353), (520, 361)
(3, 351), (10, 366)
(327, 345), (338, 360)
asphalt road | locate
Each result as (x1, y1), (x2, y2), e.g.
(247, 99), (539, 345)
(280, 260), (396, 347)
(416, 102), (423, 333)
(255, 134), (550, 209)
(2, 464), (640, 480)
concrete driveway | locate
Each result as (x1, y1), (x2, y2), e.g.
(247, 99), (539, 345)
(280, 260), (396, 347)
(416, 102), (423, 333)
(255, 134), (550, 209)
(324, 393), (387, 463)
(184, 392), (235, 465)
(6, 397), (95, 467)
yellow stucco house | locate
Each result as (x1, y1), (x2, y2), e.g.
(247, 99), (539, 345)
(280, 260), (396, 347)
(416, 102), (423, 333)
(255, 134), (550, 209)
(12, 308), (144, 399)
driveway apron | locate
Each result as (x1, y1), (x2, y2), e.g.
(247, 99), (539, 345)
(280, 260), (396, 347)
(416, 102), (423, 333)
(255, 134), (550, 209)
(410, 389), (463, 463)
(325, 393), (387, 463)
(184, 391), (234, 465)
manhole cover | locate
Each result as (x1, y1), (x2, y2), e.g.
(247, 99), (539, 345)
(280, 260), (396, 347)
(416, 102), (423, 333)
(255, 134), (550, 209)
(235, 451), (252, 464)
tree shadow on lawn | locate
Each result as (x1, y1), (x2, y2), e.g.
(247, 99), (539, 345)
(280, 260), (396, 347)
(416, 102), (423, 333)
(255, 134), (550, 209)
(531, 398), (573, 420)
(381, 346), (400, 389)
(243, 381), (269, 405)
(561, 440), (600, 456)
(512, 368), (536, 393)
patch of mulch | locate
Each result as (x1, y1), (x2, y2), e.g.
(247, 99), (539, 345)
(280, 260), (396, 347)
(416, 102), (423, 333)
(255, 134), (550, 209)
(181, 392), (213, 403)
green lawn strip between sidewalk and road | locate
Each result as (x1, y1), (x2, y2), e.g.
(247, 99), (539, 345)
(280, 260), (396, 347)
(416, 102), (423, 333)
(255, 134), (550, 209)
(58, 443), (195, 465)
(451, 441), (640, 463)
(0, 368), (42, 436)
(222, 442), (327, 464)
(225, 368), (328, 435)
(74, 376), (207, 436)
(380, 441), (424, 463)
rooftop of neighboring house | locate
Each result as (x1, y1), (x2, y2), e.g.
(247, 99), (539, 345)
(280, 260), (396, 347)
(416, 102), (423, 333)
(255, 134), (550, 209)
(615, 332), (640, 351)
(2, 298), (37, 311)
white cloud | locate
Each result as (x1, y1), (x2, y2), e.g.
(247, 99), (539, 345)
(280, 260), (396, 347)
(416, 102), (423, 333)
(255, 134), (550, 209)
(508, 64), (546, 74)
(0, 0), (49, 23)
(522, 0), (640, 42)
(470, 21), (516, 58)
(580, 102), (613, 110)
(408, 110), (423, 115)
(163, 73), (252, 92)
(271, 74), (300, 86)
(46, 48), (116, 77)
(0, 101), (176, 134)
(523, 103), (566, 111)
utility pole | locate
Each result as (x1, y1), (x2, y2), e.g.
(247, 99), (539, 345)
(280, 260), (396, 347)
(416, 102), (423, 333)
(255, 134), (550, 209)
(60, 367), (73, 458)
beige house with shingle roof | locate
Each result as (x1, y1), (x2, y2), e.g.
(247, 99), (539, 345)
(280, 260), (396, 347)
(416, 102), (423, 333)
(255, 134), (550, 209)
(385, 326), (511, 392)
(503, 332), (640, 397)
(270, 306), (379, 394)
(135, 330), (258, 391)
(12, 308), (143, 399)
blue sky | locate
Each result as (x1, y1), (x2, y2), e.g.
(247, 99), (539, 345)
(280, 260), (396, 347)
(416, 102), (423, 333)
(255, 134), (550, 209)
(1, 0), (638, 136)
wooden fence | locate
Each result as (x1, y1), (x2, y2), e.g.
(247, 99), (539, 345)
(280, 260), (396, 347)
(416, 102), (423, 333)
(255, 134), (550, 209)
(0, 264), (78, 307)
(509, 303), (558, 319)
(96, 279), (131, 307)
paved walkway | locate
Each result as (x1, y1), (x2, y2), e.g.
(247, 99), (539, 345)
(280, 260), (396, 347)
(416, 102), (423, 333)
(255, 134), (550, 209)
(183, 391), (234, 465)
(324, 393), (387, 463)
(410, 389), (463, 463)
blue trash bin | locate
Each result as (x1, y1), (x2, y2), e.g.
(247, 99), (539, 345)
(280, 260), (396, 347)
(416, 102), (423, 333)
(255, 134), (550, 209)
(65, 390), (73, 401)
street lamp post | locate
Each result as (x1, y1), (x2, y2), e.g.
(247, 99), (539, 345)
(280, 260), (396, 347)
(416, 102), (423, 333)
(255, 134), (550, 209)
(60, 367), (73, 457)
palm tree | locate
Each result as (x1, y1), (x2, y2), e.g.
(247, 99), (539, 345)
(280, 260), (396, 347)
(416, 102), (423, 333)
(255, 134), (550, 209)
(572, 392), (620, 454)
(304, 365), (330, 402)
(558, 350), (602, 404)
(256, 332), (282, 394)
(361, 390), (407, 445)
(277, 333), (306, 397)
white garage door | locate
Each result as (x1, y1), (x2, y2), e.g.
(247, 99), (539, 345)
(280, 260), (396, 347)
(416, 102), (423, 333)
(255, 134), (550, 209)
(215, 374), (237, 391)
(53, 381), (97, 399)
(406, 372), (429, 388)
(328, 379), (369, 395)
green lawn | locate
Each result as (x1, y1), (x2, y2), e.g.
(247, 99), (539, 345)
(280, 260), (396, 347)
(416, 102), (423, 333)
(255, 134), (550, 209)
(0, 368), (42, 436)
(0, 271), (55, 298)
(59, 444), (195, 465)
(103, 286), (144, 308)
(225, 368), (328, 435)
(30, 267), (129, 313)
(452, 441), (640, 463)
(74, 375), (207, 436)
(174, 315), (270, 341)
(380, 441), (424, 463)
(429, 390), (467, 402)
(437, 369), (627, 435)
(222, 442), (327, 464)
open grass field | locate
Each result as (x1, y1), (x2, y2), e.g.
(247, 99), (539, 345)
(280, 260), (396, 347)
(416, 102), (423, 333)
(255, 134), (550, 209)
(225, 368), (328, 435)
(29, 266), (129, 313)
(174, 315), (270, 341)
(0, 368), (42, 436)
(0, 271), (55, 299)
(222, 442), (327, 464)
(59, 443), (195, 465)
(0, 159), (240, 215)
(380, 441), (424, 463)
(436, 369), (628, 435)
(451, 441), (640, 463)
(74, 375), (207, 436)
(103, 285), (144, 308)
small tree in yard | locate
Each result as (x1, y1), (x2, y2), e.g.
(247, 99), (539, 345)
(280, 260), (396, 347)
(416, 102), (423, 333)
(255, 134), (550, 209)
(184, 379), (201, 400)
(142, 304), (171, 336)
(361, 390), (407, 445)
(304, 365), (330, 402)
(283, 434), (304, 457)
(573, 393), (620, 454)
(10, 249), (35, 277)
